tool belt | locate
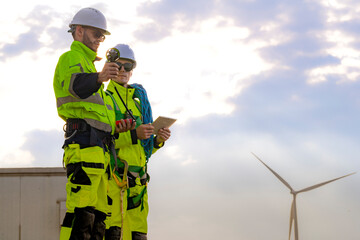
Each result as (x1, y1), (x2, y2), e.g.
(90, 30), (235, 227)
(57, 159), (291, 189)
(65, 118), (91, 137)
(64, 118), (91, 137)
(63, 118), (113, 150)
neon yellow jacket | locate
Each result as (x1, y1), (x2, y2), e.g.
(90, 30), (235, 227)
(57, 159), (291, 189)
(106, 81), (162, 168)
(54, 41), (115, 134)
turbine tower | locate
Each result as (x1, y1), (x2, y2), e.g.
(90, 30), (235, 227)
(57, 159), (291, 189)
(252, 152), (355, 240)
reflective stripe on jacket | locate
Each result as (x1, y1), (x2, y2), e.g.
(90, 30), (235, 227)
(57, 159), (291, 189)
(54, 41), (115, 133)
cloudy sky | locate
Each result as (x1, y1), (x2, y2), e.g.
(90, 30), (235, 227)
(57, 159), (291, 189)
(1, 0), (360, 239)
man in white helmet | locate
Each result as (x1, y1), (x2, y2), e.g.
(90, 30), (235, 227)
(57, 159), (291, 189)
(104, 44), (171, 240)
(53, 8), (132, 240)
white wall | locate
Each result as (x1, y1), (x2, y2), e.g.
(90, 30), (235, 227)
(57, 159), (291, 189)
(0, 168), (67, 240)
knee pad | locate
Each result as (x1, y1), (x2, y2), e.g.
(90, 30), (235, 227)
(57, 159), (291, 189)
(70, 207), (95, 240)
(132, 231), (147, 240)
(105, 226), (121, 240)
(91, 210), (107, 240)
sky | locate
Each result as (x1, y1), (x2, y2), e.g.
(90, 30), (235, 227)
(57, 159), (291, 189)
(1, 0), (360, 239)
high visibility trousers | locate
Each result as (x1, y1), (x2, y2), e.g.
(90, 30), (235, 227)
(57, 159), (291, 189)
(59, 144), (110, 240)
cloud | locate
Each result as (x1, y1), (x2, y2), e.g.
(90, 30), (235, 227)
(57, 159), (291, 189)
(162, 76), (360, 176)
(134, 22), (172, 42)
(0, 151), (35, 168)
(20, 129), (64, 167)
(1, 32), (43, 57)
(136, 0), (360, 86)
(135, 0), (325, 38)
(134, 0), (217, 41)
(0, 5), (72, 60)
(0, 3), (138, 60)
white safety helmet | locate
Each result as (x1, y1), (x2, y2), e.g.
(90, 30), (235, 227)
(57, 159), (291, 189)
(68, 7), (110, 35)
(106, 44), (136, 68)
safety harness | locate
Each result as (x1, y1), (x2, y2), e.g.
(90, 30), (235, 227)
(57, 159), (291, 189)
(105, 88), (150, 191)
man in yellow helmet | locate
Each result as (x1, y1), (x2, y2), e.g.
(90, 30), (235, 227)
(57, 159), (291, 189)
(53, 8), (132, 240)
(104, 44), (171, 240)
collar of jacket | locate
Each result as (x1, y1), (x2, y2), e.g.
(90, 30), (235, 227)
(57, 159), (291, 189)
(107, 81), (136, 100)
(70, 41), (98, 62)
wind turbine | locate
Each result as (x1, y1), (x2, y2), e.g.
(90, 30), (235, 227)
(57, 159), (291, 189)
(251, 152), (356, 240)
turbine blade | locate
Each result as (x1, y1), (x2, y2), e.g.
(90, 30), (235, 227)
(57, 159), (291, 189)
(293, 195), (299, 240)
(252, 152), (294, 191)
(296, 172), (356, 194)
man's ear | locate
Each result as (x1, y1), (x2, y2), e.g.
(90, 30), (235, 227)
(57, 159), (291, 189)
(74, 25), (84, 40)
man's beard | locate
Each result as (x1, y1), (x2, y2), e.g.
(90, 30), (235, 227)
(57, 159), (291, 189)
(82, 30), (98, 52)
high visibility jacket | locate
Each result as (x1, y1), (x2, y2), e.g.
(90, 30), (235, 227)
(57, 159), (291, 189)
(54, 41), (115, 134)
(107, 81), (162, 167)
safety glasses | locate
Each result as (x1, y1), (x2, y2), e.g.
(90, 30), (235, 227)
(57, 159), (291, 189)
(116, 62), (134, 72)
(84, 27), (105, 41)
(92, 29), (105, 41)
(94, 31), (105, 41)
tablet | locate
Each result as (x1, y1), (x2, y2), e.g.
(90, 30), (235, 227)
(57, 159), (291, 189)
(152, 116), (177, 134)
